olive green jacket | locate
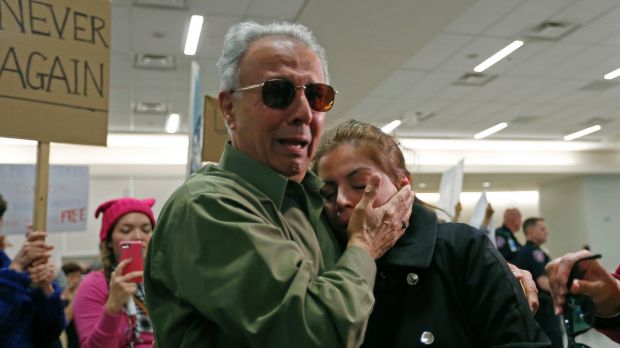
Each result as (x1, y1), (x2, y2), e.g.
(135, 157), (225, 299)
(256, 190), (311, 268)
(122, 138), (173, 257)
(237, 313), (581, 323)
(145, 142), (376, 348)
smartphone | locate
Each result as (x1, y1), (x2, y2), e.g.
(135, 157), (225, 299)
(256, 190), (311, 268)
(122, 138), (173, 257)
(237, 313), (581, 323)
(119, 241), (143, 283)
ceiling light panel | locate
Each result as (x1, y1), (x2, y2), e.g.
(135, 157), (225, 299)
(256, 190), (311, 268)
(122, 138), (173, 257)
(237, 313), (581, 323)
(474, 122), (508, 139)
(134, 54), (176, 70)
(473, 40), (524, 73)
(133, 0), (187, 9)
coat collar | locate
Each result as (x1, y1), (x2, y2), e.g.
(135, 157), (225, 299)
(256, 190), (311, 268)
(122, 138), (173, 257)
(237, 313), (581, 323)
(377, 200), (438, 269)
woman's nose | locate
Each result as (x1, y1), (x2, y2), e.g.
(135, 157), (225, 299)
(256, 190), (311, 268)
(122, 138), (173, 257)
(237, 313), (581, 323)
(130, 228), (146, 241)
(335, 189), (354, 209)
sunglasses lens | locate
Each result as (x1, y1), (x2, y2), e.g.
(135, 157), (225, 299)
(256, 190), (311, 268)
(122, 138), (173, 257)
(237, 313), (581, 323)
(262, 80), (295, 109)
(260, 80), (336, 112)
(306, 83), (336, 112)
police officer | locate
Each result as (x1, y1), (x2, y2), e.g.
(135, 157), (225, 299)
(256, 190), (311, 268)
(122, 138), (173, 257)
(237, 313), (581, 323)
(495, 208), (522, 262)
(515, 217), (562, 348)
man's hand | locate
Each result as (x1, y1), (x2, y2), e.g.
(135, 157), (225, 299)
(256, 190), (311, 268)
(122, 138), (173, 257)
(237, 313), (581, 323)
(9, 231), (53, 272)
(347, 174), (415, 259)
(508, 263), (539, 314)
(546, 250), (620, 316)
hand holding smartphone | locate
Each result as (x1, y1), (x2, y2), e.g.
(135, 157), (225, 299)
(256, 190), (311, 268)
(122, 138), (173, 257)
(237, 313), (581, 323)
(119, 241), (144, 283)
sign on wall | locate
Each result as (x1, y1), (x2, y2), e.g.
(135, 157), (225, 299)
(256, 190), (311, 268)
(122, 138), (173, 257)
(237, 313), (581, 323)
(0, 0), (110, 146)
(0, 164), (89, 235)
(202, 95), (228, 163)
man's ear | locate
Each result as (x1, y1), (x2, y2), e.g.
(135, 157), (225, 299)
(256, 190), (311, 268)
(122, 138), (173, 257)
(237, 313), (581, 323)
(219, 91), (236, 130)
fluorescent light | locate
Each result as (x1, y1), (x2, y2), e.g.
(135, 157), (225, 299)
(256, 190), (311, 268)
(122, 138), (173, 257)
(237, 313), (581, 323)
(184, 15), (204, 55)
(474, 122), (508, 139)
(564, 125), (601, 141)
(381, 120), (402, 134)
(603, 68), (620, 80)
(473, 40), (524, 73)
(165, 113), (180, 133)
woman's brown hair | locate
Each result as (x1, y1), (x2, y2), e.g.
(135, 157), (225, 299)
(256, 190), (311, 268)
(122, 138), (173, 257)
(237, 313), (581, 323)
(313, 119), (410, 188)
(313, 119), (446, 217)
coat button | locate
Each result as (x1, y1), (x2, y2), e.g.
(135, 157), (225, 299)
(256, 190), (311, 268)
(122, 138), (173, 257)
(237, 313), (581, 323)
(406, 272), (419, 285)
(420, 331), (434, 345)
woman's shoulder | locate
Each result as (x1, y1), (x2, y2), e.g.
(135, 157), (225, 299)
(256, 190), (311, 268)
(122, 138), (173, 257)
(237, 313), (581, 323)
(75, 271), (108, 297)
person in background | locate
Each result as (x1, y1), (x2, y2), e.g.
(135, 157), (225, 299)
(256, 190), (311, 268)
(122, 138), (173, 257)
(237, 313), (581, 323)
(546, 250), (620, 343)
(514, 218), (562, 348)
(62, 262), (84, 348)
(495, 208), (523, 262)
(0, 193), (66, 348)
(313, 120), (549, 347)
(73, 198), (156, 348)
(145, 21), (414, 348)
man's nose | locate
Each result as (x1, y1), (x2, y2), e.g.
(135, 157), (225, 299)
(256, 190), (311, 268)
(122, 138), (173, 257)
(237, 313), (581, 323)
(287, 87), (313, 125)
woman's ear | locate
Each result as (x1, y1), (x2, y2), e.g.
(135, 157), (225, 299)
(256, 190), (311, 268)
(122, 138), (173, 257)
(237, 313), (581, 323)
(399, 175), (411, 188)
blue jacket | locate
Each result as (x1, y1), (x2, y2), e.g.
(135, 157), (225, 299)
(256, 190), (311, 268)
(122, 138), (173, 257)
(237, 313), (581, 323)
(0, 250), (65, 348)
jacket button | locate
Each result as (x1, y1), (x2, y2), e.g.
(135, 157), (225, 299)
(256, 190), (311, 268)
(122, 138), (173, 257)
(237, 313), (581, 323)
(406, 272), (419, 285)
(420, 331), (434, 345)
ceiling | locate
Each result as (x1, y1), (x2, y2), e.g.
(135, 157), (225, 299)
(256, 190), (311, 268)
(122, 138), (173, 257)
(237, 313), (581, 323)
(109, 0), (620, 144)
(107, 0), (620, 170)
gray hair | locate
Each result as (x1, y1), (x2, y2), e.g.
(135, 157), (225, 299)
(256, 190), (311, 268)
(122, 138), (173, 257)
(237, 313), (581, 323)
(216, 21), (330, 92)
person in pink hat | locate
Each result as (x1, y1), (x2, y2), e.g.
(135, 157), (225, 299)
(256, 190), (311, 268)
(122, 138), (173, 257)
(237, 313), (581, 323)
(73, 197), (156, 348)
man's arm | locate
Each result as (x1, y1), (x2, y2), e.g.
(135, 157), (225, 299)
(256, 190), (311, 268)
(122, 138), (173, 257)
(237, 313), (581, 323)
(146, 178), (412, 348)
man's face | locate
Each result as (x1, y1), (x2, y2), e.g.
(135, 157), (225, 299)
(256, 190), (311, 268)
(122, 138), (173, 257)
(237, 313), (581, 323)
(529, 220), (548, 245)
(220, 37), (327, 182)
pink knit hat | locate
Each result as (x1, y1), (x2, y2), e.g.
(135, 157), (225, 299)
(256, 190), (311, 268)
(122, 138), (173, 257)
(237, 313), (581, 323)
(95, 197), (156, 242)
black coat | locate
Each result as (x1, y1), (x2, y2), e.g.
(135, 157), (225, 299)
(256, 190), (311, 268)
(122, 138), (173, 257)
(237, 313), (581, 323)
(362, 202), (550, 347)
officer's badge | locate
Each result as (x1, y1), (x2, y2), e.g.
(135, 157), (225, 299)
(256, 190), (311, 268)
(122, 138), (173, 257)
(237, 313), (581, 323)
(508, 239), (518, 252)
(496, 236), (505, 248)
(533, 250), (545, 263)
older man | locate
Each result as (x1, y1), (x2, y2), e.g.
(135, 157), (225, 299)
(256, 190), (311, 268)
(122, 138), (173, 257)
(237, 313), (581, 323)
(495, 208), (523, 262)
(144, 21), (414, 348)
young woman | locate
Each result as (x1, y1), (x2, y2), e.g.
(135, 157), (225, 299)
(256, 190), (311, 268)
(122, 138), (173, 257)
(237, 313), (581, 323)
(313, 120), (550, 347)
(73, 198), (155, 348)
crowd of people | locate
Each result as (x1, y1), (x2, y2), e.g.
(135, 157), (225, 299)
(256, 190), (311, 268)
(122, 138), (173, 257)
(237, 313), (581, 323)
(0, 19), (617, 348)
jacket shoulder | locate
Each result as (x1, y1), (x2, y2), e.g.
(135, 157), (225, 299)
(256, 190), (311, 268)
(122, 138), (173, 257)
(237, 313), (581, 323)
(436, 222), (486, 247)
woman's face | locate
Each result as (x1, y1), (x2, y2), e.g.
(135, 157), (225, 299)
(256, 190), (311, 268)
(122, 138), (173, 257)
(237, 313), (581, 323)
(109, 212), (153, 262)
(317, 143), (408, 238)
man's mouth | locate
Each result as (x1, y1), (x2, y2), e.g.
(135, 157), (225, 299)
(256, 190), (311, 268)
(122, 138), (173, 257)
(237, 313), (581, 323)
(278, 138), (309, 150)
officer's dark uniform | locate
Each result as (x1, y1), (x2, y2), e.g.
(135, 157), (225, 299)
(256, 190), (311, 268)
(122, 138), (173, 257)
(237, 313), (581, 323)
(495, 224), (522, 262)
(362, 201), (550, 347)
(515, 241), (562, 348)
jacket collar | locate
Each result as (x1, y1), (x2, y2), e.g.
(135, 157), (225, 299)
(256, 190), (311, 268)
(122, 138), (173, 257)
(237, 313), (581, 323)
(377, 200), (437, 269)
(216, 142), (324, 209)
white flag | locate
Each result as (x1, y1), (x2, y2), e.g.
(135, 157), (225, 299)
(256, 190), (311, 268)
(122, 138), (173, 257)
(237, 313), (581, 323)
(469, 192), (496, 245)
(437, 159), (464, 218)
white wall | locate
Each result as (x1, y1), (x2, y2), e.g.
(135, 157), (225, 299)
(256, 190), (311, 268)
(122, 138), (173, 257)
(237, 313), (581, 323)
(582, 175), (620, 271)
(417, 190), (540, 245)
(3, 165), (185, 265)
(540, 175), (620, 271)
(539, 176), (589, 258)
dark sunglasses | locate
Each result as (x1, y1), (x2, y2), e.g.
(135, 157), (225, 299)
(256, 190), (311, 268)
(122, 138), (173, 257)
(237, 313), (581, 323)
(563, 253), (602, 348)
(232, 79), (337, 112)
